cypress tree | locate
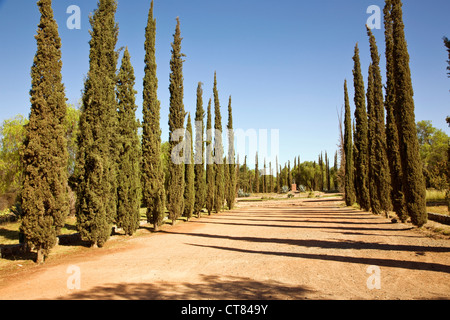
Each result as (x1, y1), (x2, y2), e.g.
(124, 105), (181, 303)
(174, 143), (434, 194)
(254, 153), (259, 193)
(276, 157), (280, 193)
(213, 72), (224, 213)
(116, 48), (141, 236)
(366, 62), (378, 212)
(142, 0), (166, 230)
(205, 98), (214, 215)
(391, 0), (427, 227)
(226, 95), (236, 209)
(167, 17), (186, 224)
(353, 44), (371, 211)
(184, 113), (195, 221)
(74, 0), (119, 248)
(263, 158), (267, 193)
(193, 82), (206, 217)
(21, 0), (69, 263)
(367, 26), (392, 216)
(269, 161), (273, 193)
(343, 80), (356, 206)
(326, 151), (331, 191)
(443, 36), (450, 77)
(224, 155), (230, 206)
(287, 160), (292, 189)
(384, 0), (407, 222)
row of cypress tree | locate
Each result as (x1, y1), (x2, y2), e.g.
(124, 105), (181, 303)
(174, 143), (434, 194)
(20, 0), (237, 263)
(343, 0), (427, 227)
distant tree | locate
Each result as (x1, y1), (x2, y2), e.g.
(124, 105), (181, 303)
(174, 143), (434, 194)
(254, 153), (259, 193)
(226, 96), (236, 209)
(142, 0), (166, 231)
(443, 36), (450, 78)
(115, 48), (141, 236)
(205, 98), (214, 215)
(343, 80), (356, 206)
(0, 115), (27, 195)
(167, 17), (186, 225)
(193, 82), (206, 217)
(353, 44), (371, 211)
(184, 113), (195, 221)
(213, 72), (224, 213)
(391, 0), (427, 227)
(21, 0), (69, 263)
(326, 151), (331, 191)
(384, 0), (407, 222)
(416, 121), (449, 190)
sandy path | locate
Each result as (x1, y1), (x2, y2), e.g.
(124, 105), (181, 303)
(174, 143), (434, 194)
(0, 198), (449, 300)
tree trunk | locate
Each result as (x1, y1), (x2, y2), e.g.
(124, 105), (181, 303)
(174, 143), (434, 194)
(36, 248), (45, 264)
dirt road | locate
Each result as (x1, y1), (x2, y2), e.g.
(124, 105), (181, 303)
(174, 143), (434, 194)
(0, 198), (449, 300)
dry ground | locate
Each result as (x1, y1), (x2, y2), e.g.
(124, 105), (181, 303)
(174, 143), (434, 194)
(0, 197), (449, 300)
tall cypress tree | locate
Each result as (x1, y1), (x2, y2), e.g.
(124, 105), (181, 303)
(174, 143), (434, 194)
(205, 98), (214, 215)
(116, 48), (141, 236)
(74, 0), (119, 248)
(366, 62), (378, 212)
(343, 80), (356, 206)
(353, 44), (371, 211)
(213, 72), (224, 213)
(167, 17), (186, 224)
(254, 153), (259, 193)
(21, 0), (69, 263)
(184, 113), (195, 221)
(391, 0), (427, 227)
(193, 82), (206, 217)
(226, 95), (236, 209)
(384, 0), (407, 222)
(367, 26), (392, 216)
(142, 0), (166, 231)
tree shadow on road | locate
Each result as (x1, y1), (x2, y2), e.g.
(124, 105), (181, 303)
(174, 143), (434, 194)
(187, 243), (450, 274)
(61, 274), (314, 300)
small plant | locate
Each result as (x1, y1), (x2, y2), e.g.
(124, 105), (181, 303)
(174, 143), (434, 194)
(237, 189), (251, 198)
(298, 185), (306, 193)
(287, 194), (294, 199)
(281, 186), (289, 194)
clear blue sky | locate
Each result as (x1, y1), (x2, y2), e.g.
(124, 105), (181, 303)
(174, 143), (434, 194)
(0, 0), (449, 168)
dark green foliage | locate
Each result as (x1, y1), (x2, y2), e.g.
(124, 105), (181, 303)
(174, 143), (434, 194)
(193, 82), (206, 217)
(213, 72), (224, 213)
(391, 0), (427, 227)
(167, 18), (186, 224)
(254, 153), (259, 193)
(74, 0), (119, 248)
(384, 0), (407, 222)
(205, 98), (214, 215)
(21, 0), (69, 263)
(443, 36), (450, 77)
(142, 1), (165, 230)
(366, 26), (392, 216)
(224, 155), (230, 206)
(226, 96), (236, 209)
(184, 113), (195, 221)
(353, 44), (371, 211)
(116, 48), (141, 236)
(343, 80), (356, 206)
